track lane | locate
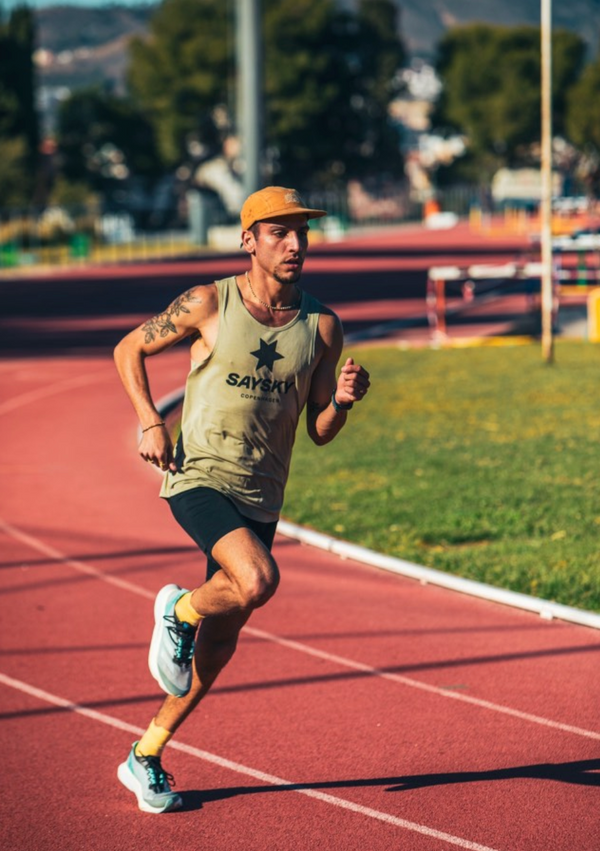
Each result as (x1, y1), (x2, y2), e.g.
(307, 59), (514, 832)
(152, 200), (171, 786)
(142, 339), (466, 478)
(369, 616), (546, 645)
(0, 346), (598, 851)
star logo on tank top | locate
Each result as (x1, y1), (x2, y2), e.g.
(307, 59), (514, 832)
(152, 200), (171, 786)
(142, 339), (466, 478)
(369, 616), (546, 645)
(250, 339), (285, 372)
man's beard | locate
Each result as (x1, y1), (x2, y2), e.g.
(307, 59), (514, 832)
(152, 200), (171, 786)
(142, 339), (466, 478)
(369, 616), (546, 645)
(273, 265), (302, 285)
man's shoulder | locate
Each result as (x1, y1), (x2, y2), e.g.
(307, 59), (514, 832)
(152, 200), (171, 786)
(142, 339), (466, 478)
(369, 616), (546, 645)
(315, 304), (343, 352)
(214, 275), (236, 289)
(302, 293), (342, 343)
(303, 291), (338, 320)
(186, 280), (221, 304)
(171, 281), (220, 325)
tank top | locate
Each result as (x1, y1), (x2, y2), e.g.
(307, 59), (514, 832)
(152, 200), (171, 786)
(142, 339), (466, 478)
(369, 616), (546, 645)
(160, 275), (324, 521)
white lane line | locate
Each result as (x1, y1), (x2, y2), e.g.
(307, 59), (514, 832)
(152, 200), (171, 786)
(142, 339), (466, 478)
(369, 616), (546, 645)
(0, 370), (110, 416)
(0, 519), (154, 600)
(2, 516), (599, 742)
(0, 670), (502, 851)
(244, 626), (600, 741)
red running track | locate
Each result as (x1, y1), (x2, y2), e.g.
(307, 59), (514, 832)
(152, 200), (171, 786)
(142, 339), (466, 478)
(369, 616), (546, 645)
(1, 349), (599, 851)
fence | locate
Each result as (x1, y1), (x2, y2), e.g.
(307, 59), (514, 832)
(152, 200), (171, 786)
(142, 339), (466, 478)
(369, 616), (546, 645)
(0, 206), (185, 270)
(0, 183), (478, 272)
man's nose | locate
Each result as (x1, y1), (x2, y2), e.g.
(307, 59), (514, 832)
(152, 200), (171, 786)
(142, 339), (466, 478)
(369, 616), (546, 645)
(286, 232), (302, 251)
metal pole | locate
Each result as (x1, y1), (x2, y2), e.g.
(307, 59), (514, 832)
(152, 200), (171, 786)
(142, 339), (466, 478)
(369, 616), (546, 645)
(236, 0), (263, 197)
(540, 0), (554, 363)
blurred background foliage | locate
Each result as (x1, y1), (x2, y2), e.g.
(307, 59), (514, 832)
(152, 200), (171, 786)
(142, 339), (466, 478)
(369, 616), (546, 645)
(2, 0), (600, 212)
(0, 5), (38, 206)
(432, 25), (586, 182)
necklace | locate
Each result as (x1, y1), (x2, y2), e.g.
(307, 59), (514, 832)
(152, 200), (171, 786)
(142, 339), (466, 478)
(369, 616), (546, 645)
(245, 271), (301, 312)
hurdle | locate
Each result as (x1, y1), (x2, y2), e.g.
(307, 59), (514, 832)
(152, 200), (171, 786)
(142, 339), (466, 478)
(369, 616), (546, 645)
(426, 261), (549, 342)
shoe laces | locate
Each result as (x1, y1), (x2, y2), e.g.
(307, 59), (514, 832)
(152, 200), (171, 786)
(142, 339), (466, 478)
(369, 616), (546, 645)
(138, 753), (176, 794)
(164, 614), (195, 667)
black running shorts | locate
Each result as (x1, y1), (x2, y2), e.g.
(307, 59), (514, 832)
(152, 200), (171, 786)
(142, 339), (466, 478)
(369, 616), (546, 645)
(167, 487), (278, 580)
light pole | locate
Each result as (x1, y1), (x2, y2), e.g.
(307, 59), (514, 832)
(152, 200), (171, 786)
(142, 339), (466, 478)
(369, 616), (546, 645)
(236, 0), (263, 197)
(540, 0), (554, 363)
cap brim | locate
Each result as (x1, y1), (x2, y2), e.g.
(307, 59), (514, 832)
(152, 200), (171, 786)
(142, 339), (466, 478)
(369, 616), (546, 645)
(261, 206), (328, 222)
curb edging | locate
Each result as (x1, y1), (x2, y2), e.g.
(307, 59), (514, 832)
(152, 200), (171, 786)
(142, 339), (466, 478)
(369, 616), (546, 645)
(277, 520), (600, 632)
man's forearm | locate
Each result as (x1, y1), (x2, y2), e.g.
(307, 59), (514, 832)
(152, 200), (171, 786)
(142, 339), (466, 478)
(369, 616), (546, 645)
(114, 340), (161, 427)
(308, 399), (349, 446)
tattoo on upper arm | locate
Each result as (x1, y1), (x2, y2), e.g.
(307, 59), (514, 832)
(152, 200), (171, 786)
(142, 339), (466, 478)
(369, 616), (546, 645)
(142, 289), (201, 344)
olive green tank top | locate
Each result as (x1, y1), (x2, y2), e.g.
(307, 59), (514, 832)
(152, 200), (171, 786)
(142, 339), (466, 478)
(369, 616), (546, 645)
(160, 276), (324, 521)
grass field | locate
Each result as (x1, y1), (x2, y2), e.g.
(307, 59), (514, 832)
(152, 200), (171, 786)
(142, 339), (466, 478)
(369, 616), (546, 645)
(283, 340), (600, 613)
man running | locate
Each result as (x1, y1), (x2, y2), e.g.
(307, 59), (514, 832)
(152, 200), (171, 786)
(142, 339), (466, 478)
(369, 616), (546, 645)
(114, 186), (370, 812)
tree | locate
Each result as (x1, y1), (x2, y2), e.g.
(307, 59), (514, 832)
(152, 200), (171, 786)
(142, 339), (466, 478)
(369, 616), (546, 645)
(126, 0), (405, 187)
(0, 136), (32, 208)
(433, 24), (585, 179)
(263, 0), (405, 186)
(56, 87), (162, 202)
(0, 4), (38, 207)
(566, 54), (600, 151)
(352, 0), (406, 171)
(127, 0), (231, 168)
(566, 54), (600, 195)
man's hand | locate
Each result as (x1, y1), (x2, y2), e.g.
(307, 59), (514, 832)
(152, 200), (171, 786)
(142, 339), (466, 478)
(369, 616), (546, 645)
(334, 357), (370, 406)
(139, 425), (177, 473)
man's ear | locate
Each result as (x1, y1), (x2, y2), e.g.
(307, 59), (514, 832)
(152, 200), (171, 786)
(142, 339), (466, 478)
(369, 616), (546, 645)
(240, 229), (256, 254)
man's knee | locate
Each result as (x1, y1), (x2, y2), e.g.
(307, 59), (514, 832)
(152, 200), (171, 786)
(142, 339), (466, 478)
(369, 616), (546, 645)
(212, 529), (280, 611)
(238, 561), (280, 610)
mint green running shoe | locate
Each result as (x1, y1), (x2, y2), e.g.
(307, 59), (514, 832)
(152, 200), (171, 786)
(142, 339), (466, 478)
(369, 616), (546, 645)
(117, 743), (182, 813)
(148, 584), (196, 697)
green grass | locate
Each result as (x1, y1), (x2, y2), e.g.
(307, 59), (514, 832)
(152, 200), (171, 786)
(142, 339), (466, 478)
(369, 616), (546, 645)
(283, 340), (600, 613)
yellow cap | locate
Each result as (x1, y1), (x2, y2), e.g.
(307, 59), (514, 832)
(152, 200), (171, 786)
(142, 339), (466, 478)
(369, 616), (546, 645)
(241, 186), (327, 231)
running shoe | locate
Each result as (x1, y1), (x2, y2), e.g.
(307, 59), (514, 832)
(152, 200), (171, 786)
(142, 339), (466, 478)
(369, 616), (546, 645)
(117, 743), (182, 813)
(148, 584), (196, 697)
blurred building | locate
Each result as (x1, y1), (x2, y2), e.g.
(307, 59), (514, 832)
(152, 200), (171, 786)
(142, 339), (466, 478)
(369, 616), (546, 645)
(390, 60), (465, 201)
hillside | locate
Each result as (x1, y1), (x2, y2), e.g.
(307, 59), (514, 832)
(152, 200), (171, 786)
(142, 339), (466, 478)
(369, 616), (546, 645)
(33, 0), (600, 93)
(36, 4), (153, 53)
(35, 4), (153, 91)
(399, 0), (600, 58)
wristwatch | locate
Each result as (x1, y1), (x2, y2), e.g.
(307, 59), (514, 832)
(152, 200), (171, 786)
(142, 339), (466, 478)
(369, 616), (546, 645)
(331, 391), (353, 412)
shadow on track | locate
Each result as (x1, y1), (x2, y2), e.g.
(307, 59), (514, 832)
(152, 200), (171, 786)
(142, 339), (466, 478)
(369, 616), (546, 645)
(2, 638), (598, 722)
(0, 544), (197, 571)
(176, 758), (600, 812)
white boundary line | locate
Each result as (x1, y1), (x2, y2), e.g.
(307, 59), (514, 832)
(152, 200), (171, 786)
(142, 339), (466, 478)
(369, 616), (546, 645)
(0, 669), (502, 851)
(0, 518), (155, 600)
(0, 369), (111, 416)
(1, 516), (599, 741)
(156, 388), (600, 633)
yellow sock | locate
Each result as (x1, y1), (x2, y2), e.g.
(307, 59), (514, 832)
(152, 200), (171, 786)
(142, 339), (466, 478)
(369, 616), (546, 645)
(135, 719), (173, 758)
(174, 591), (203, 627)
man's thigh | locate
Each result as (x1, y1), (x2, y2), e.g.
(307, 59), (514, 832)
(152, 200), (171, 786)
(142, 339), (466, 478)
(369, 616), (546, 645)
(211, 525), (279, 590)
(167, 487), (278, 581)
